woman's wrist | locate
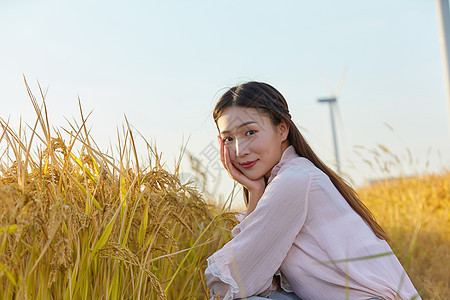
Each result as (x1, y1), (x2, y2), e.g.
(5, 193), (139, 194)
(245, 179), (266, 196)
(245, 188), (265, 217)
(248, 186), (265, 205)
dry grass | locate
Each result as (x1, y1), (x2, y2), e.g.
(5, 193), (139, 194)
(358, 172), (450, 299)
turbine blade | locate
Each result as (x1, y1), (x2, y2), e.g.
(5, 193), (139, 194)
(320, 72), (335, 96)
(335, 65), (349, 98)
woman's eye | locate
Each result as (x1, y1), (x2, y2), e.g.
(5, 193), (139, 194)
(246, 130), (256, 136)
(223, 137), (232, 143)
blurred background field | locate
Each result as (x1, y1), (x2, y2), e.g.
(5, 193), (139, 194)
(0, 87), (448, 299)
(357, 172), (450, 298)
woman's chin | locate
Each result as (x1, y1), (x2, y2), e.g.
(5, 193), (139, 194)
(241, 170), (265, 181)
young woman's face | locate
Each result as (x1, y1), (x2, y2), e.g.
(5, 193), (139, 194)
(217, 106), (290, 180)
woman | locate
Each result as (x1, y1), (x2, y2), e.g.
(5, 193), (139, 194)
(204, 82), (420, 300)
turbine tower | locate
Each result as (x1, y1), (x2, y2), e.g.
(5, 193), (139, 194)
(318, 97), (341, 174)
(318, 68), (347, 175)
(436, 0), (450, 136)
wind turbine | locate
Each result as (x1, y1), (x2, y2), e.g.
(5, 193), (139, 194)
(318, 68), (348, 175)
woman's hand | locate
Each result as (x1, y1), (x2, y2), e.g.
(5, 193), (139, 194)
(217, 136), (266, 195)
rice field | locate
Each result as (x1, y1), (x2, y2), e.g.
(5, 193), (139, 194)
(0, 83), (448, 299)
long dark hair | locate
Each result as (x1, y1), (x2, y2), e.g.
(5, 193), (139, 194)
(213, 81), (388, 241)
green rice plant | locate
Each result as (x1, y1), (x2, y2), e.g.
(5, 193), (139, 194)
(0, 79), (237, 299)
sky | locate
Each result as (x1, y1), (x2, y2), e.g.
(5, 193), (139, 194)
(1, 0), (449, 209)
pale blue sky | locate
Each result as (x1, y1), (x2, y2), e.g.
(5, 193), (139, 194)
(1, 0), (449, 207)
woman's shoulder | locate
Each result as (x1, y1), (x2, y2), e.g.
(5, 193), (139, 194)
(268, 147), (328, 187)
(272, 157), (315, 185)
(279, 156), (321, 177)
(273, 156), (332, 190)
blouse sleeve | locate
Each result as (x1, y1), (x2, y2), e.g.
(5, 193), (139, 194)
(230, 210), (246, 238)
(205, 167), (311, 299)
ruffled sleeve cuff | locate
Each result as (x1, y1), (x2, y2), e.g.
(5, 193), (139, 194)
(274, 269), (294, 293)
(234, 209), (247, 222)
(205, 247), (239, 300)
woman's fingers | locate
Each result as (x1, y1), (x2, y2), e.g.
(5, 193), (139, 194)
(224, 146), (232, 173)
(218, 137), (236, 179)
(217, 136), (226, 168)
(223, 145), (233, 176)
(224, 146), (246, 182)
(218, 137), (233, 178)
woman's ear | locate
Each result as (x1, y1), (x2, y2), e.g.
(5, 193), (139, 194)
(278, 120), (289, 142)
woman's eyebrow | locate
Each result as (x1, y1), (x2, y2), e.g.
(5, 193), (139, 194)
(220, 121), (257, 135)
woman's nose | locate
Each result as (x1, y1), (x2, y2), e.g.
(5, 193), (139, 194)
(235, 139), (250, 157)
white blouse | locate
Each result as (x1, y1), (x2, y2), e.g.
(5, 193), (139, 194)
(205, 145), (420, 300)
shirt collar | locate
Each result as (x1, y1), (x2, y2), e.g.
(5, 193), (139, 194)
(267, 145), (299, 185)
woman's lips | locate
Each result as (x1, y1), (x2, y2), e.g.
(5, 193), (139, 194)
(241, 160), (257, 169)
